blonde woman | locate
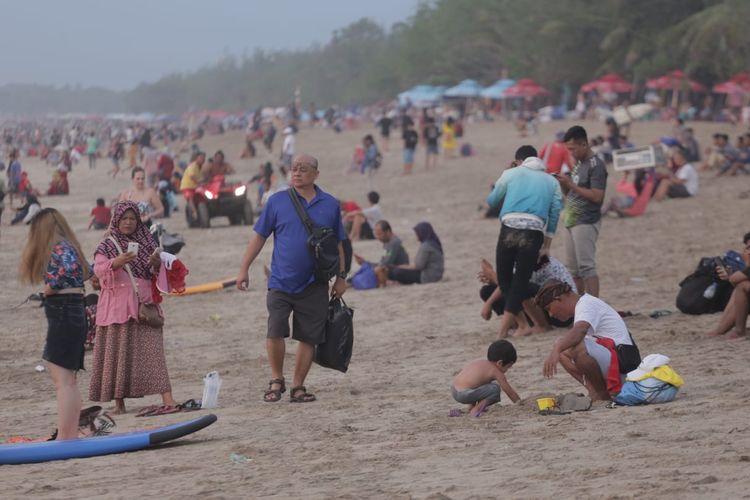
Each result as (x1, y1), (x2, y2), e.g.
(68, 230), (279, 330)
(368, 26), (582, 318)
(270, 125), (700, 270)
(19, 208), (90, 440)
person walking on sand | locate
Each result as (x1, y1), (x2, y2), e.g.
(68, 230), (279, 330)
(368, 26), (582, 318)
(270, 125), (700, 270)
(486, 146), (562, 338)
(237, 154), (347, 403)
(19, 208), (91, 439)
(558, 126), (607, 297)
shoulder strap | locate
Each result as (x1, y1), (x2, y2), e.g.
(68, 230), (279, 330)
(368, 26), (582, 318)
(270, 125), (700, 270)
(287, 188), (314, 235)
(108, 236), (140, 302)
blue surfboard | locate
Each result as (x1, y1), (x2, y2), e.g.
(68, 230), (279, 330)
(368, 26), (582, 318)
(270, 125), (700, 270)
(0, 414), (217, 465)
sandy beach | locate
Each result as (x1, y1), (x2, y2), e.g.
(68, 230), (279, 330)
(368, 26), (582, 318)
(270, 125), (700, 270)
(2, 119), (750, 499)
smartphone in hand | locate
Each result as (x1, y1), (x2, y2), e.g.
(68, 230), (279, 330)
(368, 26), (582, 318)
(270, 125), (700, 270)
(127, 241), (140, 255)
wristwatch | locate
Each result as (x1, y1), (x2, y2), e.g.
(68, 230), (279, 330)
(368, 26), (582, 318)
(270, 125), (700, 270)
(338, 271), (347, 279)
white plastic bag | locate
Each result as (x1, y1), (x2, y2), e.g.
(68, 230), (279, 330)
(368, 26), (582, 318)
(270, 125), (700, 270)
(201, 371), (222, 409)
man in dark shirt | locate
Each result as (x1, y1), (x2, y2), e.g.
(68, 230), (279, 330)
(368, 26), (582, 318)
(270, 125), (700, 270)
(422, 117), (440, 170)
(377, 113), (393, 152)
(354, 220), (409, 287)
(402, 122), (419, 175)
(557, 126), (607, 297)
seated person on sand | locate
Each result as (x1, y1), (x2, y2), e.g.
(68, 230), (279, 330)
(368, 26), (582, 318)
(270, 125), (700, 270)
(702, 133), (741, 174)
(707, 231), (750, 340)
(536, 280), (641, 401)
(343, 191), (383, 241)
(353, 220), (409, 287)
(387, 222), (444, 286)
(654, 148), (698, 201)
(11, 192), (41, 225)
(601, 169), (651, 216)
(451, 340), (520, 417)
(478, 255), (576, 337)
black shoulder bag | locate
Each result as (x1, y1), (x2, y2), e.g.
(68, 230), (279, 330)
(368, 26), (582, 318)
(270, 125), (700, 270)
(287, 189), (340, 283)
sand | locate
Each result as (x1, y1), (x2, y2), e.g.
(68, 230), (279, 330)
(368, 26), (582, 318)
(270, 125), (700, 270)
(2, 119), (750, 499)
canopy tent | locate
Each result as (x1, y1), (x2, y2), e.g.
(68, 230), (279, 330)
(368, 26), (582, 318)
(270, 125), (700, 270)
(503, 79), (551, 98)
(398, 85), (446, 107)
(729, 72), (750, 91)
(479, 79), (517, 99)
(443, 79), (483, 98)
(580, 73), (634, 93)
(712, 80), (748, 95)
(645, 70), (707, 93)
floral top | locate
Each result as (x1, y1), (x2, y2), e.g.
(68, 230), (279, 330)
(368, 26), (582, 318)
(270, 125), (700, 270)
(44, 239), (90, 289)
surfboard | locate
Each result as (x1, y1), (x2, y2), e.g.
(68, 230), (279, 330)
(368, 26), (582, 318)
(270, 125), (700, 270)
(0, 414), (217, 465)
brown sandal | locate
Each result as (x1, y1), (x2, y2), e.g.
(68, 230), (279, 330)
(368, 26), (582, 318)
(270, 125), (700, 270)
(263, 378), (286, 402)
(290, 386), (316, 403)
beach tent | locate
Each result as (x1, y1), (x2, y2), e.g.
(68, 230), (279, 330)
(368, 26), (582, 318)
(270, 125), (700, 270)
(730, 72), (750, 90)
(646, 70), (707, 93)
(398, 85), (446, 107)
(712, 80), (748, 95)
(479, 79), (516, 99)
(443, 79), (483, 98)
(503, 79), (551, 98)
(581, 73), (634, 94)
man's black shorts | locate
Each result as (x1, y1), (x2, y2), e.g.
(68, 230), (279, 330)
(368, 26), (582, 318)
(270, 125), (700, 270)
(266, 282), (328, 345)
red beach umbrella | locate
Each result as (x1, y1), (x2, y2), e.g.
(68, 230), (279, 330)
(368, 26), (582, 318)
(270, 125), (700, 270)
(646, 70), (707, 93)
(503, 79), (551, 97)
(712, 80), (748, 94)
(581, 73), (634, 93)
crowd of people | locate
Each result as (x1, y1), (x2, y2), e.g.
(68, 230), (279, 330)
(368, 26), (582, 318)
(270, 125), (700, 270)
(9, 97), (750, 440)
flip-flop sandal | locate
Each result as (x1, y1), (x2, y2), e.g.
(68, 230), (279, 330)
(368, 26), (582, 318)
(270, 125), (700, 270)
(90, 413), (116, 436)
(147, 405), (181, 416)
(78, 405), (103, 428)
(136, 405), (161, 417)
(179, 399), (202, 411)
(289, 385), (316, 403)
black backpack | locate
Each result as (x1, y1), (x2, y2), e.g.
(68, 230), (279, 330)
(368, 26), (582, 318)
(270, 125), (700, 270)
(288, 189), (340, 283)
(676, 257), (733, 315)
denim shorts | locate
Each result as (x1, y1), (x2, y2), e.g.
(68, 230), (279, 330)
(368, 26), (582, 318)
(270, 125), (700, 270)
(43, 294), (87, 371)
(403, 148), (415, 164)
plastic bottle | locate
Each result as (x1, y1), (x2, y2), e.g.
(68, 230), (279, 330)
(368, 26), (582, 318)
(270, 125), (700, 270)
(201, 371), (222, 409)
(703, 283), (717, 300)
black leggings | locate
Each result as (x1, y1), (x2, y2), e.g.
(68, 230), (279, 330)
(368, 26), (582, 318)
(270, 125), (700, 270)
(496, 225), (544, 314)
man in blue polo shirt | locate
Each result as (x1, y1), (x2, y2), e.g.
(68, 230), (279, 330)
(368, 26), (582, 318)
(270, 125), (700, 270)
(237, 154), (347, 403)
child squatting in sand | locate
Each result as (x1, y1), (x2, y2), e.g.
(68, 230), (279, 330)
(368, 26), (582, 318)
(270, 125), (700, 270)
(451, 340), (520, 417)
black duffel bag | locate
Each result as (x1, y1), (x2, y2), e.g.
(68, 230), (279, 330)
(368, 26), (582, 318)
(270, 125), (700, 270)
(315, 297), (354, 373)
(676, 257), (732, 315)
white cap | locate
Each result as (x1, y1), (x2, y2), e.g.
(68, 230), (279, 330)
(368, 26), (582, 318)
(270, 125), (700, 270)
(626, 353), (671, 380)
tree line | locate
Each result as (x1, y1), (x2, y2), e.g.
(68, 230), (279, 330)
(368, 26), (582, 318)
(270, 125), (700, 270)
(1, 0), (748, 114)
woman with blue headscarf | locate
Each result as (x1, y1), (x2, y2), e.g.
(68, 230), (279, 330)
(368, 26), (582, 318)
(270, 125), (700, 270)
(388, 221), (444, 285)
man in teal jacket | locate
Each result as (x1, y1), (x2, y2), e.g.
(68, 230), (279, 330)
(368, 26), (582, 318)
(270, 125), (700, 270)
(487, 146), (562, 338)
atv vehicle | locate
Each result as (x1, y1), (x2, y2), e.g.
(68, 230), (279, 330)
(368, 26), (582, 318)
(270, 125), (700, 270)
(185, 175), (254, 228)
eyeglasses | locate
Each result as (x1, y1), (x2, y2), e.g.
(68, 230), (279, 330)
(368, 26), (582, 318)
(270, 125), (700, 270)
(290, 166), (316, 174)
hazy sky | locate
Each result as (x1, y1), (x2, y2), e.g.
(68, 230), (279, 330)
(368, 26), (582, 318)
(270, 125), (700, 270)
(4, 0), (418, 90)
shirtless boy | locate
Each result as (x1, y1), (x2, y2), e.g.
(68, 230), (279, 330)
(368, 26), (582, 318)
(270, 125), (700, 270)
(451, 340), (520, 417)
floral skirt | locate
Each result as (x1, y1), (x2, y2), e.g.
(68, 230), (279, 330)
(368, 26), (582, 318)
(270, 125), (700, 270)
(88, 320), (172, 402)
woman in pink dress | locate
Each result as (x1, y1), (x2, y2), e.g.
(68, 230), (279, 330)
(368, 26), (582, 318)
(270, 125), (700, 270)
(89, 201), (177, 414)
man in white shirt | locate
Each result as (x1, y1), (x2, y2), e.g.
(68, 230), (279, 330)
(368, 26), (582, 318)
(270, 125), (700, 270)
(344, 191), (383, 241)
(536, 280), (640, 400)
(280, 127), (295, 170)
(654, 148), (699, 201)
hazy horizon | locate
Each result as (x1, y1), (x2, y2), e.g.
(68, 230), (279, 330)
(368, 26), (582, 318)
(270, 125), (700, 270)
(3, 0), (418, 91)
